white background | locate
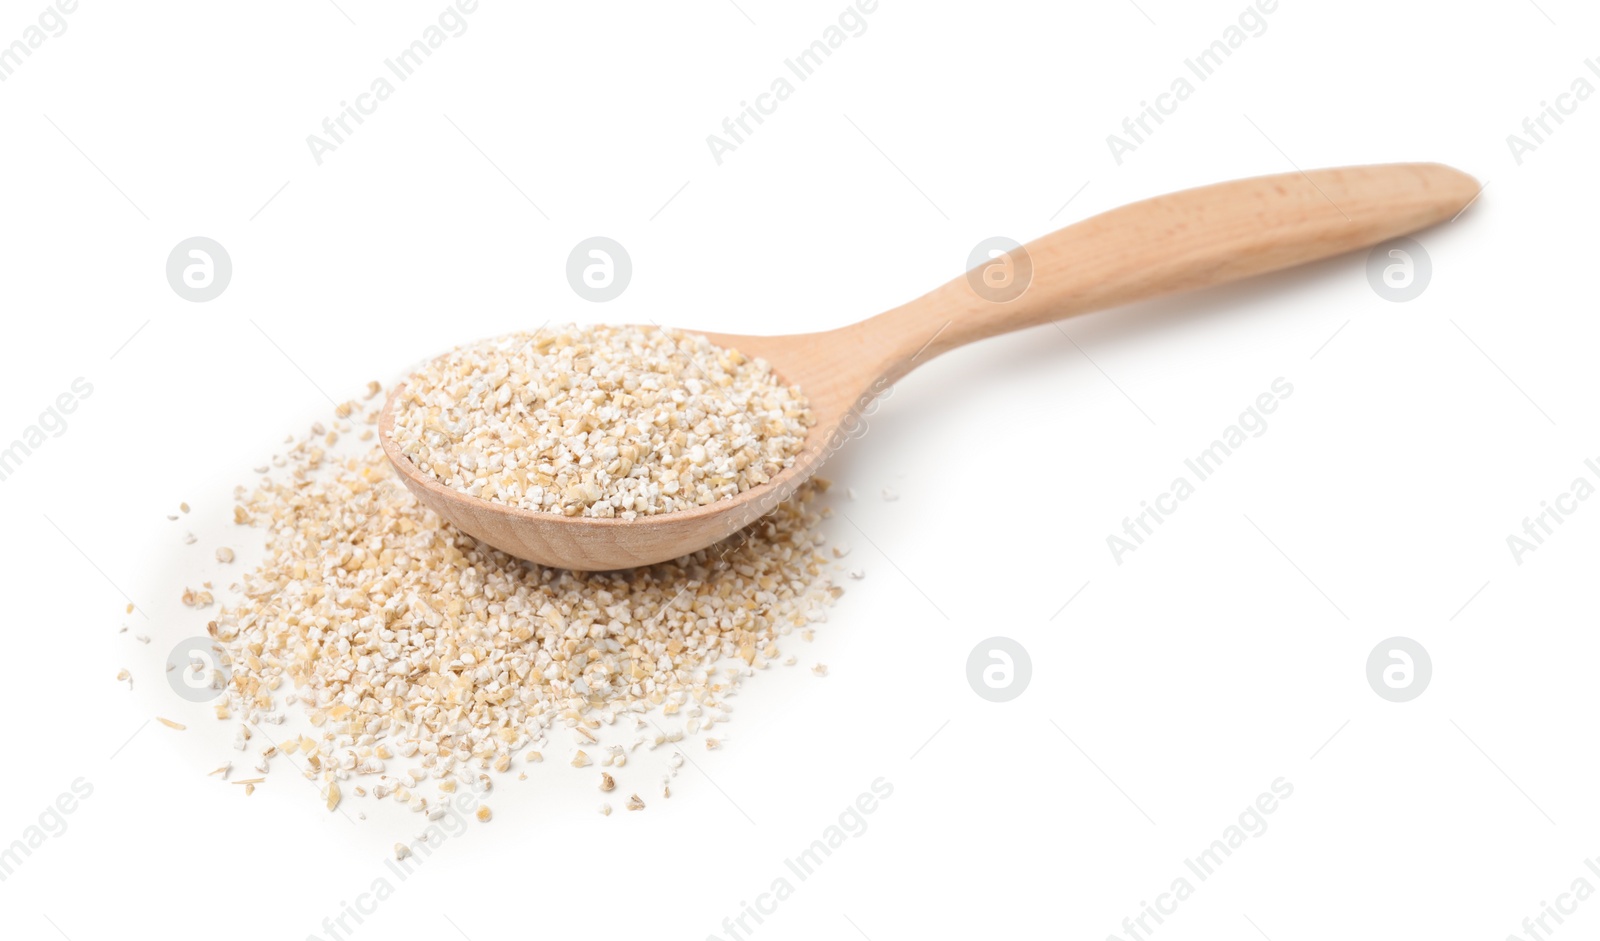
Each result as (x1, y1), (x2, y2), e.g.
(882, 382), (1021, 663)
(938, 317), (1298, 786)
(0, 0), (1596, 938)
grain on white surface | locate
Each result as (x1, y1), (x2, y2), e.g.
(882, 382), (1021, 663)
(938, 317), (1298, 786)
(197, 391), (842, 814)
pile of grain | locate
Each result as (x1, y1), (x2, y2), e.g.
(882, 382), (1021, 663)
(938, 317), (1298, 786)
(199, 382), (838, 816)
(388, 325), (813, 518)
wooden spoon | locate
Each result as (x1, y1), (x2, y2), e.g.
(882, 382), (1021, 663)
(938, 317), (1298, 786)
(380, 162), (1479, 571)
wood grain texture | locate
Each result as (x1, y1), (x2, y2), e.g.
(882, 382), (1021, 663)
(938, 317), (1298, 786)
(380, 162), (1480, 571)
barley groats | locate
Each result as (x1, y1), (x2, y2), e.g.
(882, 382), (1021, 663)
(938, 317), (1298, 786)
(206, 389), (839, 813)
(389, 325), (813, 519)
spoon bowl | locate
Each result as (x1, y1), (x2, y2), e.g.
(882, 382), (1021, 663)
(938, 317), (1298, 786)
(380, 163), (1482, 571)
(376, 324), (875, 570)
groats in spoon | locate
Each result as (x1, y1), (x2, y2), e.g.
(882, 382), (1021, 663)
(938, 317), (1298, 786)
(380, 162), (1480, 571)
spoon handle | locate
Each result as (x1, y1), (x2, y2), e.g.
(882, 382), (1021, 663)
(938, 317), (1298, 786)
(857, 162), (1479, 380)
